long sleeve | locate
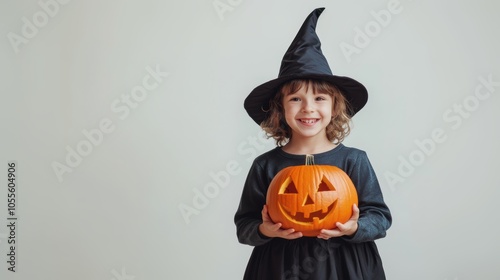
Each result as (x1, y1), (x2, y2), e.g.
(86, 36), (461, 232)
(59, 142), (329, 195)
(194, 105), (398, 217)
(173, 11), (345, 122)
(342, 151), (392, 243)
(235, 146), (391, 279)
(234, 146), (392, 246)
(234, 160), (272, 246)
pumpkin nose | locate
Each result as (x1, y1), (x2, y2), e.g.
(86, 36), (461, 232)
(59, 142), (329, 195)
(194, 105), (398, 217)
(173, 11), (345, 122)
(303, 195), (315, 206)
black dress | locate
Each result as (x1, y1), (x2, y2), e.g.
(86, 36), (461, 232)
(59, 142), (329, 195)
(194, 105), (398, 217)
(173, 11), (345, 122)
(234, 144), (392, 280)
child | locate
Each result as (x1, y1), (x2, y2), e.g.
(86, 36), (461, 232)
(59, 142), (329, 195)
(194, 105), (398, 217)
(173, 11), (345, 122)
(234, 8), (392, 280)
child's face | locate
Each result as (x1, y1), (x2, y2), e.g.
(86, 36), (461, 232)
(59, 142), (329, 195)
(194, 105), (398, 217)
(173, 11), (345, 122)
(282, 83), (333, 141)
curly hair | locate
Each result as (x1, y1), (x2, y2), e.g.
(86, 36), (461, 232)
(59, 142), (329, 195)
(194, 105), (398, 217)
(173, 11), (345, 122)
(260, 79), (352, 146)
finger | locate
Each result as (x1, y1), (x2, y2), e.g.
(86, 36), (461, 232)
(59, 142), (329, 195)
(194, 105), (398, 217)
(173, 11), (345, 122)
(351, 204), (360, 220)
(261, 205), (268, 216)
(283, 230), (303, 239)
(318, 229), (340, 239)
(270, 223), (282, 231)
(337, 219), (359, 237)
(286, 232), (303, 239)
(317, 235), (330, 240)
(335, 222), (349, 232)
(318, 233), (335, 240)
(261, 205), (271, 221)
(281, 228), (296, 235)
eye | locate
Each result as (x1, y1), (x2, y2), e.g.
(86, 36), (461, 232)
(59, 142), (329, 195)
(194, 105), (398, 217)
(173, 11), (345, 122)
(318, 176), (335, 192)
(315, 95), (329, 101)
(289, 97), (301, 102)
(284, 180), (298, 193)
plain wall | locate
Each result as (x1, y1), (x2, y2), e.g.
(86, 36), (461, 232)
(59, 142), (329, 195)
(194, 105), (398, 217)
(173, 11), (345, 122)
(1, 0), (499, 279)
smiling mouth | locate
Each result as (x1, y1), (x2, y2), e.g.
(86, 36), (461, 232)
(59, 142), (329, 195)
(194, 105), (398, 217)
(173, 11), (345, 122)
(280, 202), (336, 224)
(298, 118), (319, 124)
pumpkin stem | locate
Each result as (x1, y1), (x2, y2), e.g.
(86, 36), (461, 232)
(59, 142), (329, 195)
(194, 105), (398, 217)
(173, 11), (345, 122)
(305, 154), (315, 165)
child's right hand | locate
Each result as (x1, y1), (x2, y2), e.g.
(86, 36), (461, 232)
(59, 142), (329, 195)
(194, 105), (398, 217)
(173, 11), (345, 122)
(258, 205), (303, 239)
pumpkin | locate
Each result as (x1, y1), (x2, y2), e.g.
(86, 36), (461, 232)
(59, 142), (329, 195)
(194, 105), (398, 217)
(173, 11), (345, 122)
(266, 154), (358, 236)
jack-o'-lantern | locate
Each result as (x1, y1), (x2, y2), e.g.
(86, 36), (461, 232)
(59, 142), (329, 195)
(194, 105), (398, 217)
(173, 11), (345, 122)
(266, 154), (358, 236)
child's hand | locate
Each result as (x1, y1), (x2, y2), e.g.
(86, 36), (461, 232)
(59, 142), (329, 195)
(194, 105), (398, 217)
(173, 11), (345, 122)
(258, 205), (303, 239)
(317, 204), (359, 240)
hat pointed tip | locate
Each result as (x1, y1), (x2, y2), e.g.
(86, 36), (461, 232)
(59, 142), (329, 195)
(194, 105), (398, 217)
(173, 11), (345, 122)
(315, 7), (325, 14)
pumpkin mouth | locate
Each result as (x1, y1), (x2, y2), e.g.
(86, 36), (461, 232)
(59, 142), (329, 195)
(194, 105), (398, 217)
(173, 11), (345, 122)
(280, 201), (336, 224)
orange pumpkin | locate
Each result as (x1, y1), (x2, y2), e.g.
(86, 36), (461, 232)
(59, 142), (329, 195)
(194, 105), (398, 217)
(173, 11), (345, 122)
(266, 154), (358, 236)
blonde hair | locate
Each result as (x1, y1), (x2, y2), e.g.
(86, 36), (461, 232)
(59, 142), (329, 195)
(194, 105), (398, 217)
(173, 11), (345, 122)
(260, 79), (352, 146)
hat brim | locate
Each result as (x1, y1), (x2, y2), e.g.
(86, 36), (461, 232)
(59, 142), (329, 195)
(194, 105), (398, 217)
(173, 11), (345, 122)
(244, 74), (368, 125)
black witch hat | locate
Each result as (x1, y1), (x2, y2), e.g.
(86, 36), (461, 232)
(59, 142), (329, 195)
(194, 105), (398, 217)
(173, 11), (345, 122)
(244, 7), (368, 125)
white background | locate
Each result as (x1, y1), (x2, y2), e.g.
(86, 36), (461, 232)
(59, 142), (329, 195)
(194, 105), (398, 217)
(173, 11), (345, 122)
(1, 0), (499, 279)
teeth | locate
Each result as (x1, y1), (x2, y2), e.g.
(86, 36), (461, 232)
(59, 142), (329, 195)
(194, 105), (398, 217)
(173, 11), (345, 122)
(304, 211), (310, 218)
(301, 119), (316, 124)
(313, 217), (319, 226)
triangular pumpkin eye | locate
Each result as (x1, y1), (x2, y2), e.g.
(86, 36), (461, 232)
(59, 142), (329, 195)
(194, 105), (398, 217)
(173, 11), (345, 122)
(303, 195), (314, 206)
(318, 176), (335, 192)
(284, 180), (298, 193)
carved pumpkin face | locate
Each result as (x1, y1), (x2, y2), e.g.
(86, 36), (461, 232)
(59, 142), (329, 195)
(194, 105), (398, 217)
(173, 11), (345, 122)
(266, 156), (358, 236)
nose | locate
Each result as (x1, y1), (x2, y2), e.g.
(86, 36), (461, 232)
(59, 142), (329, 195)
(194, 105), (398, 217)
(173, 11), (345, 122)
(301, 99), (314, 113)
(303, 194), (315, 206)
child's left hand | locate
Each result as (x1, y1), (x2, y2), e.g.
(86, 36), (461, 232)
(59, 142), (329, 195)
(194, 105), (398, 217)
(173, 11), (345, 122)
(317, 204), (359, 240)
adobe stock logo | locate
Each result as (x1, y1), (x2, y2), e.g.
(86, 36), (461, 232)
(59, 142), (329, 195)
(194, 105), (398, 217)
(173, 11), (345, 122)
(7, 0), (72, 54)
(385, 75), (499, 191)
(281, 242), (340, 280)
(339, 0), (408, 63)
(110, 267), (135, 280)
(212, 0), (244, 21)
(179, 130), (271, 224)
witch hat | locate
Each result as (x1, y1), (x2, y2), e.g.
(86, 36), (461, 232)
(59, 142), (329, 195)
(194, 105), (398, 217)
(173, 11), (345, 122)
(244, 7), (368, 125)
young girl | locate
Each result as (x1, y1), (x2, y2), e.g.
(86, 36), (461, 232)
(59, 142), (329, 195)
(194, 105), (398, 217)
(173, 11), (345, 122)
(234, 8), (391, 280)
